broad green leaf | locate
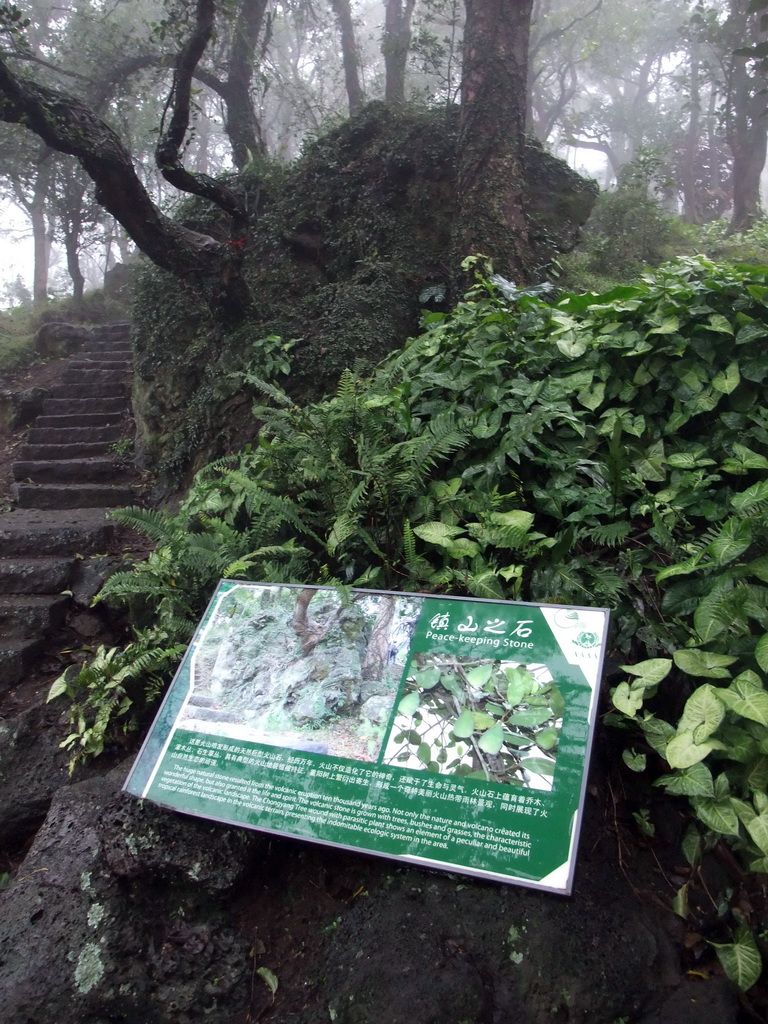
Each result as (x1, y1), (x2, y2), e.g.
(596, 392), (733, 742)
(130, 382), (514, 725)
(487, 509), (535, 537)
(417, 741), (432, 764)
(257, 967), (279, 995)
(647, 316), (679, 335)
(445, 538), (480, 559)
(47, 674), (70, 702)
(722, 444), (768, 474)
(548, 685), (566, 720)
(713, 771), (731, 800)
(717, 723), (758, 763)
(673, 649), (736, 678)
(577, 382), (605, 410)
(612, 681), (644, 718)
(441, 674), (464, 701)
(504, 666), (534, 705)
(508, 708), (555, 728)
(654, 761), (713, 797)
(536, 726), (559, 752)
(693, 590), (730, 643)
(666, 730), (725, 769)
(719, 676), (768, 726)
(414, 667), (441, 689)
(678, 684), (725, 738)
(639, 714), (675, 756)
(556, 334), (587, 358)
(622, 747), (647, 772)
(452, 709), (475, 738)
(503, 729), (531, 748)
(707, 517), (753, 566)
(710, 923), (762, 991)
(736, 321), (768, 345)
(620, 659), (672, 686)
(465, 664), (493, 689)
(666, 451), (716, 469)
(468, 570), (505, 600)
(748, 557), (768, 583)
(656, 551), (710, 582)
(746, 811), (768, 855)
(398, 692), (420, 716)
(681, 825), (702, 868)
(707, 313), (734, 334)
(712, 361), (740, 394)
(412, 522), (466, 547)
(478, 723), (504, 755)
(472, 409), (503, 439)
(672, 882), (689, 919)
(732, 479), (768, 513)
(471, 712), (496, 732)
(690, 796), (740, 836)
(520, 755), (556, 777)
(731, 797), (756, 827)
(756, 633), (768, 672)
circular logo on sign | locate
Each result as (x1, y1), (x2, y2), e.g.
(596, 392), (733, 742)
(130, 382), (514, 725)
(573, 630), (600, 649)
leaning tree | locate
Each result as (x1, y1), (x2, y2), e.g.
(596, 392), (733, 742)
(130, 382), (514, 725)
(0, 0), (539, 318)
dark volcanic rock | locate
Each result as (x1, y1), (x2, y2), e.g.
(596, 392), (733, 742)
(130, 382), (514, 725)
(0, 754), (735, 1024)
(0, 762), (259, 1024)
(0, 702), (72, 848)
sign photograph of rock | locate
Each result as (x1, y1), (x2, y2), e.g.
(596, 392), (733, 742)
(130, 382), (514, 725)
(175, 584), (417, 762)
(125, 581), (609, 894)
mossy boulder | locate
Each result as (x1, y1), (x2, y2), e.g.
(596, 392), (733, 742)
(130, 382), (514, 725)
(131, 103), (597, 492)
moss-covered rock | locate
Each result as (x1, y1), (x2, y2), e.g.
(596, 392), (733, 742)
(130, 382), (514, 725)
(131, 103), (596, 493)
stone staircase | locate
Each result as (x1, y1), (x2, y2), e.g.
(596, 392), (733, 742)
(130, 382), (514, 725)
(0, 324), (140, 694)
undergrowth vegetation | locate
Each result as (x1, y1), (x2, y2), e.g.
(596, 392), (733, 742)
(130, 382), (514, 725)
(54, 253), (768, 988)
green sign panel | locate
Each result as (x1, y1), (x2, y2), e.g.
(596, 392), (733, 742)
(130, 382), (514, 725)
(124, 582), (609, 894)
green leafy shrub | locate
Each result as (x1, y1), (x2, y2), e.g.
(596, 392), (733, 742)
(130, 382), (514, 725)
(60, 257), (768, 922)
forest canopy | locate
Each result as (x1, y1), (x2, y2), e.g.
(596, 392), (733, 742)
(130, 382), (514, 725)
(0, 0), (766, 308)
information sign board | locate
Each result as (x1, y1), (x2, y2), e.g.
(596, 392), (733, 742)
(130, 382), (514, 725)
(124, 582), (609, 893)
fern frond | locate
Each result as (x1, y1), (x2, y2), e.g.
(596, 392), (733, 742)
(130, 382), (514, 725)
(582, 521), (633, 548)
(110, 506), (177, 545)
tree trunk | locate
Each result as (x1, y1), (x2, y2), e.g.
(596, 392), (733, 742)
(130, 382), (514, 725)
(727, 0), (768, 234)
(383, 0), (417, 105)
(30, 159), (53, 305)
(361, 597), (396, 681)
(681, 40), (702, 224)
(223, 0), (269, 169)
(330, 0), (364, 116)
(455, 0), (535, 284)
(63, 228), (85, 306)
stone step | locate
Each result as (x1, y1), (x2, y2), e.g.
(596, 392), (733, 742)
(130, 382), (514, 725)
(0, 509), (116, 556)
(34, 413), (124, 429)
(68, 358), (132, 371)
(13, 483), (136, 510)
(27, 424), (124, 445)
(0, 557), (74, 594)
(0, 638), (45, 692)
(19, 442), (113, 460)
(50, 382), (126, 400)
(0, 594), (70, 635)
(42, 397), (127, 416)
(80, 343), (131, 356)
(93, 322), (131, 336)
(13, 459), (128, 485)
(63, 367), (129, 384)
